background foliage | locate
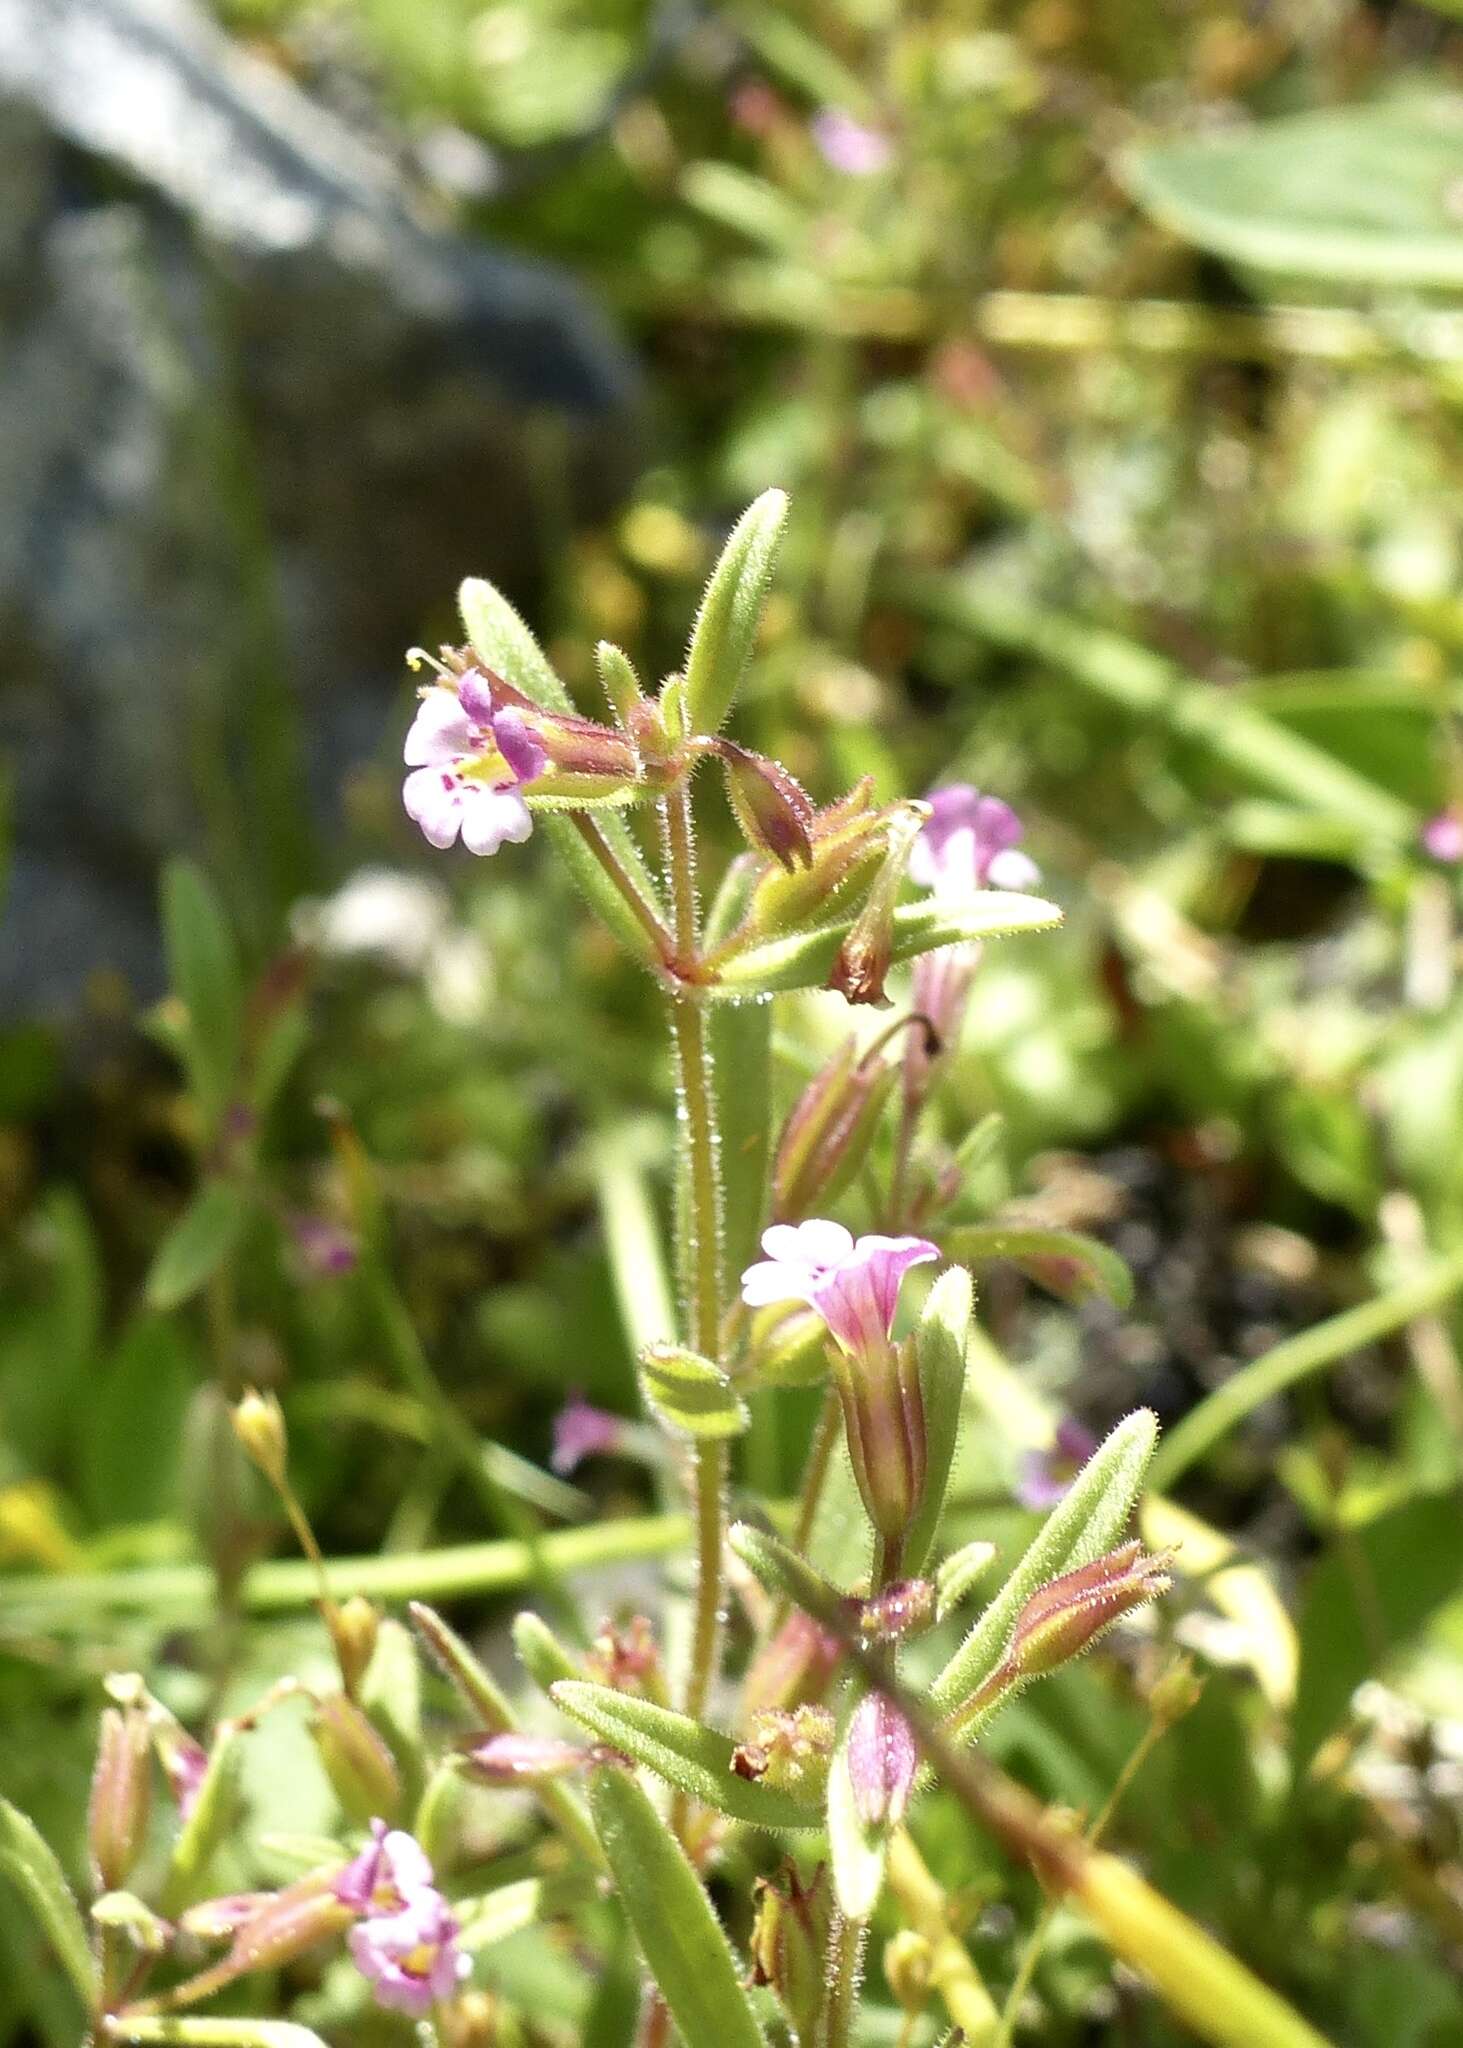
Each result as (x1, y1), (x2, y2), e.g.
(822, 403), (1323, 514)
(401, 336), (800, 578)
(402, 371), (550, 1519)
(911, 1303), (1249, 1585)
(4, 1), (1463, 2042)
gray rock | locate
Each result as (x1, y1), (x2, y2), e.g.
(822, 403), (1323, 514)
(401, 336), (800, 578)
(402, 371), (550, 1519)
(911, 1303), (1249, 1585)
(0, 0), (640, 1012)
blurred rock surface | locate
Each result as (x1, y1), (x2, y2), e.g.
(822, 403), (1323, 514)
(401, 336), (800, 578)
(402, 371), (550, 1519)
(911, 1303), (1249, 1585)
(0, 0), (640, 1010)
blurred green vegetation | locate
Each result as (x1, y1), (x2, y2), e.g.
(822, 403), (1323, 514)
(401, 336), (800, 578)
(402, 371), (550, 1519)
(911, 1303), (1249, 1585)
(5, 0), (1463, 2041)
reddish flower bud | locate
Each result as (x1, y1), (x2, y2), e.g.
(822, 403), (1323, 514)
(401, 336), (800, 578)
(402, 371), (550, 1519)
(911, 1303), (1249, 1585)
(741, 1610), (843, 1717)
(731, 1705), (835, 1800)
(462, 1733), (599, 1783)
(310, 1693), (402, 1824)
(713, 739), (815, 872)
(88, 1706), (153, 1891)
(223, 1868), (354, 1976)
(772, 1034), (899, 1222)
(826, 805), (926, 1008)
(1005, 1542), (1172, 1681)
(750, 1863), (833, 2045)
(836, 1332), (929, 1552)
(849, 1577), (936, 1645)
(745, 779), (889, 937)
(846, 1693), (917, 1828)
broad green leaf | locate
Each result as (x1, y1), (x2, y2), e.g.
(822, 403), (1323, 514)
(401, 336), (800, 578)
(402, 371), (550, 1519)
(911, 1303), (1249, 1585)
(588, 1768), (767, 2048)
(0, 1799), (95, 2012)
(555, 1683), (818, 1829)
(81, 1316), (195, 1527)
(682, 164), (805, 254)
(942, 1226), (1133, 1311)
(903, 1266), (972, 1575)
(145, 1182), (250, 1312)
(512, 1610), (581, 1693)
(106, 2022), (328, 2046)
(361, 1618), (425, 1803)
(931, 1409), (1158, 1719)
(714, 893), (1061, 998)
(638, 1345), (749, 1442)
(825, 1709), (887, 1919)
(1124, 98), (1463, 288)
(458, 1878), (545, 1951)
(1292, 1491), (1463, 1767)
(458, 575), (573, 714)
(160, 1730), (243, 1916)
(682, 489), (790, 734)
(410, 1601), (514, 1730)
(711, 998), (772, 1288)
(160, 860), (242, 1137)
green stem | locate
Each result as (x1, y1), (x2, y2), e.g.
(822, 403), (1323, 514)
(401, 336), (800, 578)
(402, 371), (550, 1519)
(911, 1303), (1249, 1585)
(819, 1914), (864, 2048)
(661, 784), (727, 1727)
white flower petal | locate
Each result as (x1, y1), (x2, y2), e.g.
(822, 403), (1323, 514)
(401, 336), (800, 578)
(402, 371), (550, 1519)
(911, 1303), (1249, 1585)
(790, 1218), (856, 1267)
(986, 848), (1040, 891)
(459, 786), (533, 856)
(740, 1260), (808, 1308)
(403, 766), (463, 849)
(404, 690), (477, 767)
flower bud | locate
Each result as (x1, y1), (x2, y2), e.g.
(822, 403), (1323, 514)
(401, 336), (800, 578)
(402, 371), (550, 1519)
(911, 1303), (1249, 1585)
(846, 1693), (917, 1828)
(772, 1034), (898, 1222)
(714, 739), (815, 872)
(741, 1610), (842, 1717)
(834, 1333), (928, 1552)
(903, 944), (980, 1105)
(850, 1577), (935, 1646)
(585, 1615), (662, 1699)
(749, 1864), (833, 2045)
(91, 1890), (171, 1956)
(1150, 1656), (1204, 1726)
(746, 779), (889, 936)
(89, 1706), (153, 1891)
(224, 1869), (354, 1976)
(329, 1597), (381, 1700)
(462, 1733), (598, 1784)
(731, 1705), (835, 1800)
(827, 805), (926, 1007)
(1005, 1542), (1172, 1682)
(514, 705), (645, 800)
(310, 1693), (402, 1824)
(883, 1929), (933, 2012)
(230, 1388), (287, 1488)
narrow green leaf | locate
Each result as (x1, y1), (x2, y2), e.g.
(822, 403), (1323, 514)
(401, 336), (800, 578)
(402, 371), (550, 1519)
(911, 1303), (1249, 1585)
(556, 1683), (818, 1830)
(714, 893), (1061, 998)
(942, 1226), (1133, 1311)
(596, 642), (644, 727)
(410, 1602), (514, 1731)
(0, 1799), (96, 2011)
(638, 1346), (750, 1442)
(458, 576), (573, 714)
(458, 1878), (546, 1952)
(826, 1711), (887, 1919)
(160, 860), (242, 1137)
(936, 1540), (998, 1620)
(681, 164), (806, 254)
(711, 998), (772, 1288)
(903, 1266), (971, 1575)
(106, 2021), (328, 2046)
(145, 1182), (250, 1312)
(728, 1522), (844, 1623)
(361, 1618), (425, 1801)
(593, 1127), (677, 1356)
(546, 815), (668, 969)
(930, 1410), (1158, 1718)
(682, 489), (790, 735)
(512, 1610), (582, 1694)
(160, 1731), (243, 1916)
(588, 1768), (768, 2048)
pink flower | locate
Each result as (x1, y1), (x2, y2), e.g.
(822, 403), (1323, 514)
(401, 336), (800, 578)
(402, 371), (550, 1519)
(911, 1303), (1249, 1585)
(811, 109), (893, 177)
(402, 675), (547, 856)
(334, 1819), (436, 1917)
(741, 1220), (937, 1356)
(348, 1888), (470, 2016)
(550, 1394), (626, 1475)
(909, 784), (1039, 898)
(1422, 809), (1463, 863)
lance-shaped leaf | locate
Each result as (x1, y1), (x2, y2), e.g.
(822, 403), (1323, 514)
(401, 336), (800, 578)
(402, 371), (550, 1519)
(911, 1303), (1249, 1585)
(589, 1767), (768, 2048)
(729, 1521), (844, 1624)
(160, 859), (242, 1140)
(512, 1610), (581, 1694)
(936, 1540), (998, 1620)
(0, 1798), (96, 2012)
(638, 1345), (750, 1442)
(554, 1683), (819, 1829)
(106, 2022), (329, 2046)
(146, 1182), (251, 1312)
(160, 1729), (243, 1916)
(930, 1409), (1159, 1721)
(903, 1266), (971, 1576)
(943, 1226), (1133, 1311)
(409, 1602), (514, 1730)
(459, 575), (573, 715)
(713, 893), (1061, 998)
(682, 489), (790, 735)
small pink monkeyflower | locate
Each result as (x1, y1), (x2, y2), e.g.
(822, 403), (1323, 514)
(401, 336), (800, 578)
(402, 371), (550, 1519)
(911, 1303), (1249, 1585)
(334, 1819), (436, 1918)
(348, 1887), (470, 2016)
(909, 784), (1039, 898)
(846, 1692), (917, 1827)
(1015, 1418), (1098, 1511)
(403, 673), (547, 856)
(741, 1220), (937, 1357)
(550, 1394), (626, 1476)
(811, 108), (893, 177)
(1422, 808), (1463, 863)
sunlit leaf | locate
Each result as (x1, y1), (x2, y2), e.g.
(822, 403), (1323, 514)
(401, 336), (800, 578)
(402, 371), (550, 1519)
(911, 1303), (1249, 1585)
(903, 1266), (972, 1575)
(555, 1683), (818, 1829)
(0, 1799), (95, 2012)
(145, 1182), (250, 1313)
(714, 893), (1061, 998)
(638, 1346), (750, 1442)
(682, 488), (790, 734)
